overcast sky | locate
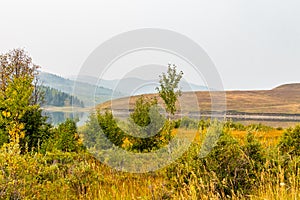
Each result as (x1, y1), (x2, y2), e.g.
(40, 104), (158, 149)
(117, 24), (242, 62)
(0, 0), (299, 90)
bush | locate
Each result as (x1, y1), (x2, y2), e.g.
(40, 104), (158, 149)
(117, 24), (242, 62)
(177, 117), (199, 129)
(82, 110), (125, 150)
(278, 125), (300, 157)
(83, 97), (173, 153)
(20, 108), (51, 153)
(224, 119), (246, 131)
(42, 119), (84, 153)
(166, 124), (266, 198)
(246, 123), (274, 132)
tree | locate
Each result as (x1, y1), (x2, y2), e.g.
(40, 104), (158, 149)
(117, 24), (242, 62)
(0, 49), (38, 93)
(43, 119), (83, 152)
(130, 96), (163, 127)
(0, 49), (50, 150)
(0, 76), (35, 144)
(156, 64), (183, 119)
(127, 96), (166, 151)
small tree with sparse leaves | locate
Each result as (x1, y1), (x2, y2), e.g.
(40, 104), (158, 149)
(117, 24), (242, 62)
(156, 64), (183, 120)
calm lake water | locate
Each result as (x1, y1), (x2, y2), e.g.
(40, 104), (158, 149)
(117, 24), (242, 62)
(42, 111), (89, 126)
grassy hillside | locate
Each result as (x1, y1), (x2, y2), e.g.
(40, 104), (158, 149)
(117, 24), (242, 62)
(98, 83), (300, 115)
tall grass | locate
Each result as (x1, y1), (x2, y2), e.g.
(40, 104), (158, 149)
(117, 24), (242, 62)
(0, 122), (299, 199)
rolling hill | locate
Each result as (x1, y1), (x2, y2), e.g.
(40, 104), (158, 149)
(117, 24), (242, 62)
(97, 83), (300, 116)
(40, 86), (84, 107)
(38, 72), (123, 106)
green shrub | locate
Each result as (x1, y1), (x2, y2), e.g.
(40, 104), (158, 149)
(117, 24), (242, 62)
(178, 117), (199, 129)
(42, 119), (84, 153)
(20, 108), (51, 153)
(246, 123), (274, 132)
(166, 125), (265, 198)
(224, 119), (246, 131)
(279, 125), (300, 157)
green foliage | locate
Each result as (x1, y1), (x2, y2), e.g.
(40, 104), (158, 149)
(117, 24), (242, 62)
(0, 76), (35, 144)
(0, 144), (101, 199)
(42, 119), (84, 153)
(0, 121), (299, 199)
(166, 124), (267, 198)
(0, 129), (9, 147)
(97, 110), (125, 147)
(279, 125), (300, 157)
(0, 49), (52, 152)
(246, 123), (274, 132)
(83, 107), (170, 153)
(129, 96), (165, 135)
(130, 96), (158, 127)
(156, 64), (183, 116)
(19, 108), (51, 153)
(177, 117), (199, 129)
(82, 110), (125, 150)
(224, 119), (246, 131)
(126, 96), (168, 152)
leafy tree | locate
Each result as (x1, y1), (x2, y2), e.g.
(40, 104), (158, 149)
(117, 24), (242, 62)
(0, 75), (35, 144)
(156, 64), (183, 118)
(0, 49), (38, 93)
(43, 119), (84, 152)
(127, 96), (166, 151)
(97, 110), (125, 147)
(129, 96), (164, 135)
(0, 49), (50, 150)
(82, 102), (168, 152)
(82, 110), (125, 150)
(20, 108), (51, 152)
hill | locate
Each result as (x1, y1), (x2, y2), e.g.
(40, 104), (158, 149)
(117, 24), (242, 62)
(38, 72), (123, 106)
(40, 86), (84, 107)
(98, 83), (300, 115)
(69, 75), (208, 95)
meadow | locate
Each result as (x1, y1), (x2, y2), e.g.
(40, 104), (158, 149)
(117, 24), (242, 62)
(1, 119), (299, 199)
(0, 50), (299, 199)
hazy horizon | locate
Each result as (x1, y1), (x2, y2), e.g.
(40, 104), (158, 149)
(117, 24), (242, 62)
(1, 0), (299, 90)
(41, 70), (299, 92)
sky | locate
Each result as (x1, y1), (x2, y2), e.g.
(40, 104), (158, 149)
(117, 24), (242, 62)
(0, 0), (299, 90)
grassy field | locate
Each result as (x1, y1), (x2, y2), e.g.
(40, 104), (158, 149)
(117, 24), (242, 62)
(1, 122), (299, 199)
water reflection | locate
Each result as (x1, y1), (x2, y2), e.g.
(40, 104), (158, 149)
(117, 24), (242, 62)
(43, 111), (89, 126)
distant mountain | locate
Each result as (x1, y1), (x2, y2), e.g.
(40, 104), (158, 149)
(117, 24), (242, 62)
(38, 72), (123, 106)
(69, 75), (208, 96)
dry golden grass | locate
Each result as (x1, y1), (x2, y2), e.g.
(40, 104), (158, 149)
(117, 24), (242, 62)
(230, 129), (284, 146)
(172, 127), (284, 146)
(2, 123), (298, 199)
(98, 83), (300, 115)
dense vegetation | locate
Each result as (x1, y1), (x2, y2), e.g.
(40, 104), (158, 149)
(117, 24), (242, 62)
(1, 116), (299, 199)
(0, 49), (83, 152)
(41, 86), (84, 107)
(0, 50), (298, 199)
